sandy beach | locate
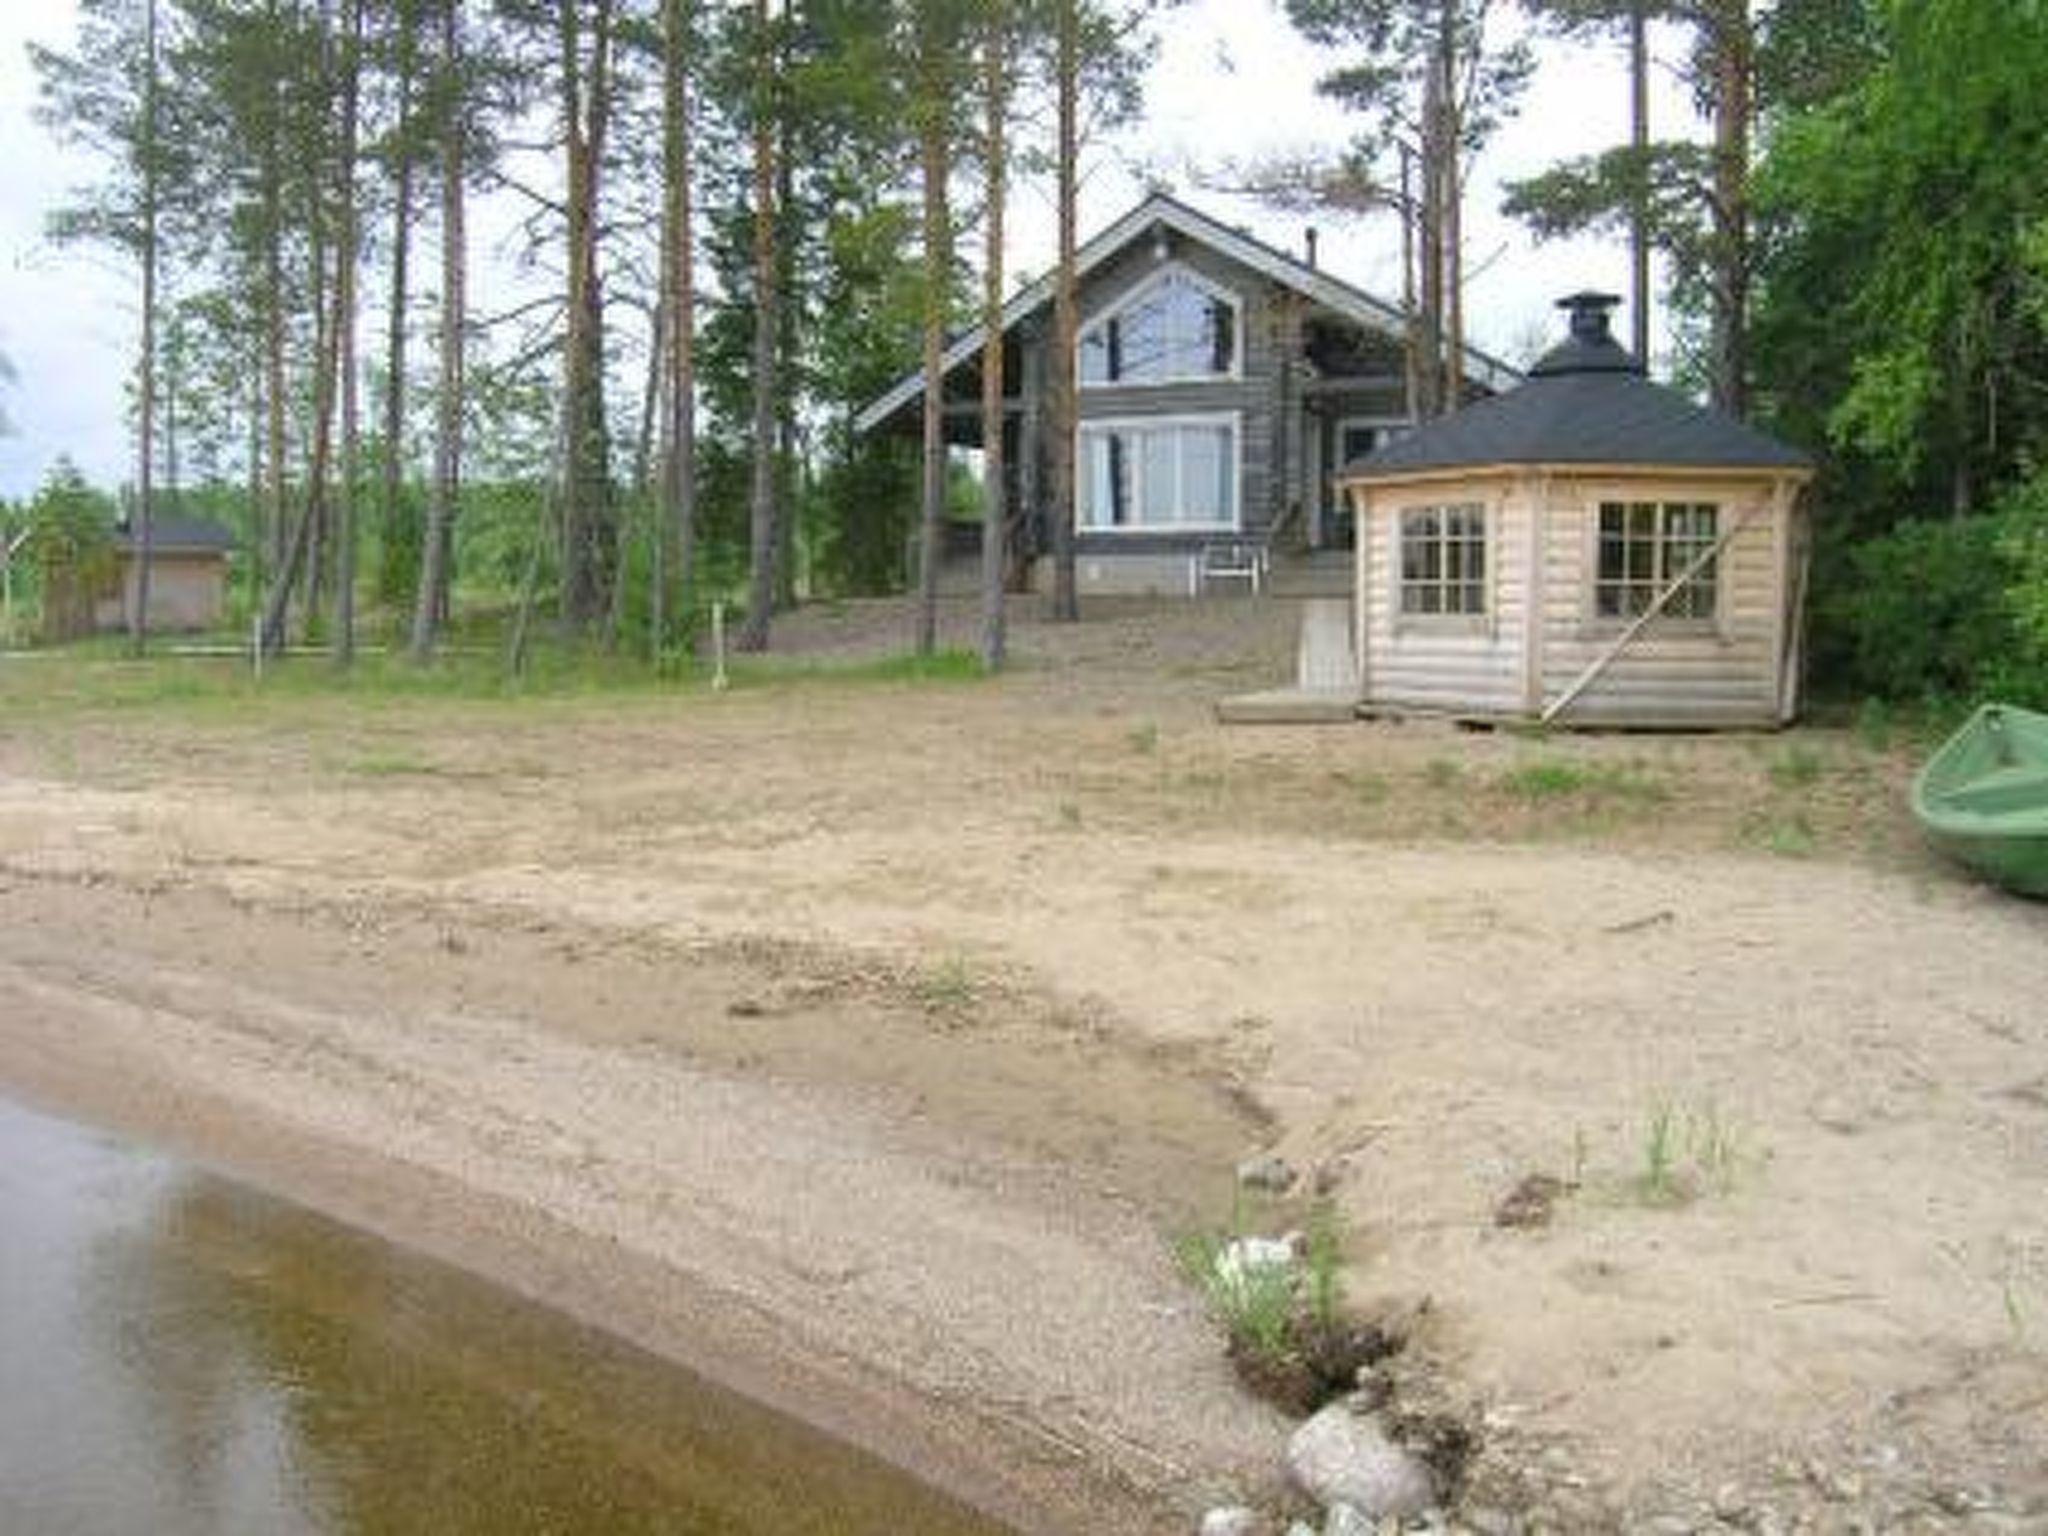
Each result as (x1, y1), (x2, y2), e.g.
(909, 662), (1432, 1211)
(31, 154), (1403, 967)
(3, 596), (2045, 1530)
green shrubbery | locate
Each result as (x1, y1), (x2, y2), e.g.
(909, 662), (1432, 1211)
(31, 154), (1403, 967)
(1814, 481), (2048, 710)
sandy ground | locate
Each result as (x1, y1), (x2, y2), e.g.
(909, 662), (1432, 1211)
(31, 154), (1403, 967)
(1, 594), (2045, 1531)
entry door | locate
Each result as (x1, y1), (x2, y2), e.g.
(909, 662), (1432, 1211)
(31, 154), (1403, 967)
(1327, 418), (1411, 549)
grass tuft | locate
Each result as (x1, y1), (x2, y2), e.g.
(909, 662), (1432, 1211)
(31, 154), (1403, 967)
(1633, 1095), (1749, 1207)
(1499, 758), (1668, 805)
(1767, 744), (1827, 789)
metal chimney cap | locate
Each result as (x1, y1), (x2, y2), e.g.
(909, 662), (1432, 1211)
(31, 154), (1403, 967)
(1529, 291), (1640, 377)
(1557, 291), (1623, 340)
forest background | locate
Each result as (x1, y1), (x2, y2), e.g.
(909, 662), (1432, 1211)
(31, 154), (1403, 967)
(0, 0), (2042, 704)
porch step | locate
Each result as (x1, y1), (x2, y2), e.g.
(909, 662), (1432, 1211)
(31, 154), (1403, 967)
(1296, 597), (1359, 693)
(1215, 687), (1360, 725)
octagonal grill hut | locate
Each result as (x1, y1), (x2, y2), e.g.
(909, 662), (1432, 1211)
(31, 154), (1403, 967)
(1335, 293), (1816, 728)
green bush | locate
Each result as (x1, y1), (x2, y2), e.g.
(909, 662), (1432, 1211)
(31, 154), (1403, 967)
(1814, 488), (2048, 709)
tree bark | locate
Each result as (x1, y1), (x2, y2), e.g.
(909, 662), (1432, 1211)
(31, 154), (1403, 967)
(1048, 0), (1079, 621)
(130, 0), (158, 655)
(978, 14), (1010, 674)
(1708, 0), (1750, 416)
(379, 0), (417, 607)
(1416, 37), (1446, 419)
(334, 0), (362, 668)
(264, 120), (287, 581)
(1439, 0), (1463, 409)
(411, 0), (464, 661)
(559, 0), (615, 629)
(1629, 0), (1650, 365)
(914, 4), (953, 658)
(736, 0), (779, 653)
(657, 0), (697, 655)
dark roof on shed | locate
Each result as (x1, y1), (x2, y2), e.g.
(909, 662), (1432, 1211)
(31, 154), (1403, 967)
(1344, 293), (1813, 480)
(112, 515), (236, 554)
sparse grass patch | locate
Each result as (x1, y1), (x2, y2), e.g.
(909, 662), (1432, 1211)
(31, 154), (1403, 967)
(1633, 1096), (1749, 1207)
(1423, 757), (1463, 790)
(1499, 757), (1668, 806)
(1501, 760), (1591, 799)
(1767, 744), (1827, 789)
(1754, 810), (1820, 857)
(1175, 1200), (1393, 1414)
(1128, 720), (1159, 755)
(911, 954), (979, 1015)
(1333, 768), (1389, 805)
(345, 751), (440, 778)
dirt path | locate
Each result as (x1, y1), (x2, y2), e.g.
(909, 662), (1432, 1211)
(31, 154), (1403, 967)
(1, 597), (2044, 1529)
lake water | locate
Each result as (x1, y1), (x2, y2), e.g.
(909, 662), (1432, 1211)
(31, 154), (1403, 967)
(0, 1095), (1014, 1535)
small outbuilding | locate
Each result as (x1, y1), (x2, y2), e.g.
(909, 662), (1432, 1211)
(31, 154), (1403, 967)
(1335, 293), (1815, 729)
(95, 515), (236, 634)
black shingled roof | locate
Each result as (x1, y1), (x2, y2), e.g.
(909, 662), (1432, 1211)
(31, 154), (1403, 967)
(1345, 294), (1813, 479)
(112, 515), (237, 554)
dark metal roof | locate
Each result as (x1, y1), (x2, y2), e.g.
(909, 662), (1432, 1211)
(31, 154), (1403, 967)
(1346, 294), (1813, 479)
(112, 515), (236, 554)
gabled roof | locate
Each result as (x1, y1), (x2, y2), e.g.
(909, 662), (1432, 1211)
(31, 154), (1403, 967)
(1343, 294), (1813, 481)
(113, 515), (237, 554)
(852, 192), (1521, 435)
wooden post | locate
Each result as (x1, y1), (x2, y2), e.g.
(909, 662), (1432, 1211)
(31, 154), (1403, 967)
(1521, 474), (1547, 716)
(711, 599), (729, 691)
(1352, 484), (1371, 695)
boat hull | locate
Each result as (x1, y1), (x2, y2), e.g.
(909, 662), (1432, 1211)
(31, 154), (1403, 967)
(1912, 703), (2048, 898)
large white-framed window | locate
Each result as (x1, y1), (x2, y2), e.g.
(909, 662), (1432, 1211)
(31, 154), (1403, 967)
(1595, 500), (1720, 621)
(1078, 263), (1241, 387)
(1397, 502), (1489, 617)
(1078, 414), (1240, 533)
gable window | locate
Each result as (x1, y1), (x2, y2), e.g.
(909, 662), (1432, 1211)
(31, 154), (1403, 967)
(1399, 504), (1488, 616)
(1079, 266), (1239, 386)
(1078, 417), (1238, 531)
(1596, 501), (1719, 620)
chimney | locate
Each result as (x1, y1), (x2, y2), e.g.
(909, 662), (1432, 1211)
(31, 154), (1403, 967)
(1304, 227), (1319, 270)
(1558, 290), (1621, 344)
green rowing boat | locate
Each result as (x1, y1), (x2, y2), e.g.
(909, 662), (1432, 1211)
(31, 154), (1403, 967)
(1912, 702), (2048, 897)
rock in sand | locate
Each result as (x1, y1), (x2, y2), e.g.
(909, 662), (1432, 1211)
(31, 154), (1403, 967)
(1197, 1507), (1263, 1536)
(1285, 1402), (1438, 1520)
(1236, 1152), (1297, 1193)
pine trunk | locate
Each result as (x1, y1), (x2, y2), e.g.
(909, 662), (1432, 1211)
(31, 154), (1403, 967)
(1629, 0), (1651, 365)
(1709, 0), (1751, 417)
(334, 0), (362, 668)
(378, 0), (417, 607)
(658, 0), (697, 649)
(559, 0), (615, 629)
(736, 0), (779, 653)
(914, 17), (951, 658)
(978, 19), (1009, 674)
(411, 0), (464, 661)
(1048, 0), (1079, 622)
(130, 0), (158, 655)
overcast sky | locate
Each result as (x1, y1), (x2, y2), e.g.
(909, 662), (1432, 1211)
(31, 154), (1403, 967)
(0, 1), (1692, 501)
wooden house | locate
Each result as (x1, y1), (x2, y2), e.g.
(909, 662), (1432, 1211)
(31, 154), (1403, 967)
(95, 515), (236, 634)
(854, 193), (1516, 596)
(1335, 293), (1816, 729)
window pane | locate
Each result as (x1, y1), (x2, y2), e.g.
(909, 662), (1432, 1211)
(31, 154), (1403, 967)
(1138, 430), (1176, 522)
(1400, 504), (1486, 615)
(1182, 427), (1227, 522)
(1079, 327), (1111, 384)
(1085, 270), (1235, 384)
(1209, 303), (1235, 375)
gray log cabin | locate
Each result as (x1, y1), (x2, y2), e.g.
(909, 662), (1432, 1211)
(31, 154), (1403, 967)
(854, 193), (1518, 596)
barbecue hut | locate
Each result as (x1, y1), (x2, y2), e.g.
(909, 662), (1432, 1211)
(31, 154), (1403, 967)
(1335, 293), (1815, 728)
